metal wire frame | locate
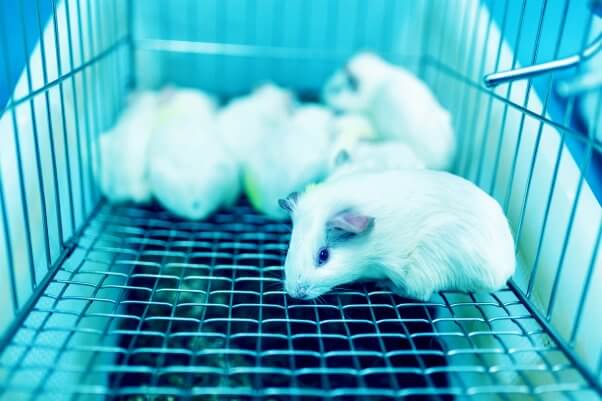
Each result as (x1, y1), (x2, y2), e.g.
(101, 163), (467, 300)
(0, 0), (130, 324)
(0, 202), (598, 401)
(0, 1), (601, 400)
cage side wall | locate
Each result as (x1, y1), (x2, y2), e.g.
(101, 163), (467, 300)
(0, 0), (131, 355)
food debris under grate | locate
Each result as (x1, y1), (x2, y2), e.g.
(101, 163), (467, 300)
(107, 201), (451, 401)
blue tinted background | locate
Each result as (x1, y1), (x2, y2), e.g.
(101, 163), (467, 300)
(1, 0), (599, 201)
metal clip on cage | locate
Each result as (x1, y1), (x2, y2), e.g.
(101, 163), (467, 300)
(0, 1), (601, 401)
(483, 32), (602, 88)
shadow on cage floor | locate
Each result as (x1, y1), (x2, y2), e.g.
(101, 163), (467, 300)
(103, 201), (453, 401)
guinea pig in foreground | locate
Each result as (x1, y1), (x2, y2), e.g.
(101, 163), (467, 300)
(279, 170), (516, 301)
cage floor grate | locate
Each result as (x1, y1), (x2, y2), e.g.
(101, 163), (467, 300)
(0, 202), (598, 401)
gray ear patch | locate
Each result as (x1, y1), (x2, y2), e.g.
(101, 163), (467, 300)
(278, 192), (299, 213)
(326, 226), (356, 244)
(335, 150), (351, 166)
(344, 66), (359, 91)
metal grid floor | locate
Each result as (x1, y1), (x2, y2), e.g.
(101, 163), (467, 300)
(0, 202), (598, 401)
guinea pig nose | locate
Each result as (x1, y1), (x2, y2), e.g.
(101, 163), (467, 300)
(295, 283), (309, 299)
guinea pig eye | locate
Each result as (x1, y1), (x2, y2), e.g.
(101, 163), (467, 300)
(317, 247), (330, 267)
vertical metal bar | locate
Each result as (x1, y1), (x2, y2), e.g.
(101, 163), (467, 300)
(524, 15), (594, 298)
(63, 0), (88, 224)
(353, 0), (367, 51)
(461, 2), (495, 178)
(160, 0), (171, 87)
(501, 0), (549, 212)
(15, 0), (47, 286)
(245, 0), (257, 88)
(379, 0), (396, 57)
(488, 0), (528, 196)
(94, 0), (118, 125)
(429, 0), (453, 98)
(188, 0), (199, 92)
(546, 77), (602, 320)
(33, 0), (65, 250)
(296, 0), (311, 90)
(75, 0), (99, 207)
(254, 237), (267, 399)
(216, 0), (227, 93)
(513, 0), (571, 248)
(109, 0), (124, 115)
(418, 0), (433, 79)
(396, 0), (409, 60)
(127, 0), (136, 90)
(453, 2), (487, 175)
(50, 0), (77, 236)
(0, 175), (18, 312)
(475, 1), (510, 185)
(323, 0), (338, 82)
(86, 0), (103, 204)
(569, 222), (602, 345)
(0, 5), (20, 312)
(271, 0), (285, 82)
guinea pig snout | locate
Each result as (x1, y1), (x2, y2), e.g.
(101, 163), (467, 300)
(288, 282), (311, 300)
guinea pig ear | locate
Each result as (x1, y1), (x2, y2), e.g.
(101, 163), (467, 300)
(327, 209), (374, 243)
(344, 66), (359, 92)
(334, 150), (351, 166)
(278, 192), (299, 214)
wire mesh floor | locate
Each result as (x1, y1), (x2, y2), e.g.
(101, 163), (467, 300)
(0, 201), (599, 401)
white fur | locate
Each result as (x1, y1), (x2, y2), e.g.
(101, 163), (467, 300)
(283, 170), (515, 300)
(97, 91), (161, 203)
(244, 104), (335, 220)
(328, 140), (425, 180)
(322, 52), (456, 170)
(218, 83), (295, 166)
(148, 88), (240, 220)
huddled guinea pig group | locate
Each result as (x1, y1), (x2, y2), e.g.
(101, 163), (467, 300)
(98, 52), (515, 301)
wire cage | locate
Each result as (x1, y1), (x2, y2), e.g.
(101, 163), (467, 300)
(0, 1), (601, 400)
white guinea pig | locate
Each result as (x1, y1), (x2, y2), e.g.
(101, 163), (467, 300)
(322, 52), (456, 171)
(148, 88), (240, 220)
(243, 104), (334, 220)
(97, 90), (162, 203)
(279, 170), (516, 301)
